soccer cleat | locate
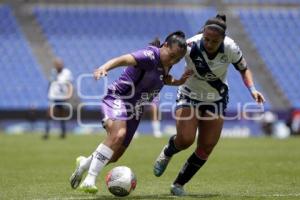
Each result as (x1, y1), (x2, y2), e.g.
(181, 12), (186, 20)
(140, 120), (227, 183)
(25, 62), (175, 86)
(153, 131), (163, 138)
(153, 145), (171, 177)
(170, 184), (185, 196)
(79, 182), (98, 194)
(70, 156), (86, 189)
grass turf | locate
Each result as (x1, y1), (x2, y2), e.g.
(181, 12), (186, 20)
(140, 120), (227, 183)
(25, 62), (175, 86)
(0, 133), (299, 200)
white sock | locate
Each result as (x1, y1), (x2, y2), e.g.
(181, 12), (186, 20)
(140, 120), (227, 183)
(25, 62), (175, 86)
(152, 121), (162, 137)
(83, 144), (113, 185)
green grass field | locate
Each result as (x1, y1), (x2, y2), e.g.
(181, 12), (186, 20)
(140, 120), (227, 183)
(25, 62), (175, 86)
(0, 133), (299, 200)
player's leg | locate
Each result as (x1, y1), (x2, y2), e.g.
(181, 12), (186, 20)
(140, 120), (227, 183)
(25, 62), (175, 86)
(77, 111), (140, 193)
(109, 117), (140, 163)
(60, 120), (66, 138)
(43, 106), (52, 139)
(71, 98), (138, 193)
(71, 116), (139, 190)
(78, 119), (126, 193)
(171, 113), (223, 196)
(109, 145), (126, 163)
(151, 103), (162, 138)
(153, 107), (198, 177)
(57, 106), (67, 139)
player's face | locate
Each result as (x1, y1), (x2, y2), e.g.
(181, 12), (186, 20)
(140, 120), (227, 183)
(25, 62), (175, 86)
(54, 61), (63, 72)
(161, 43), (186, 68)
(203, 28), (224, 54)
(54, 59), (64, 73)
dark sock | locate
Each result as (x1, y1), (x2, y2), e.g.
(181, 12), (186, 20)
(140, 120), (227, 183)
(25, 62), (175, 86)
(173, 153), (207, 186)
(164, 135), (181, 157)
(60, 120), (66, 138)
(44, 119), (50, 139)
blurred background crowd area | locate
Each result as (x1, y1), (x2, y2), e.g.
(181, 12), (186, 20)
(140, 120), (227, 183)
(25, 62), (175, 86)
(0, 0), (299, 137)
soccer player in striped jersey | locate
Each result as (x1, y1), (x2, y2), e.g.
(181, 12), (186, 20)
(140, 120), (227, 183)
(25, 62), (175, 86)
(153, 14), (265, 196)
(70, 31), (193, 194)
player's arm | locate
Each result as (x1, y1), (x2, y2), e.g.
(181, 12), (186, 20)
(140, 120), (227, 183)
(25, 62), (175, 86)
(47, 69), (56, 91)
(66, 82), (73, 100)
(231, 42), (265, 104)
(94, 54), (137, 80)
(239, 68), (265, 104)
(164, 68), (193, 86)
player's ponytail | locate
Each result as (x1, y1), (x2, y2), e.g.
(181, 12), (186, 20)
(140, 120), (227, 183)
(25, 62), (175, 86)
(149, 37), (161, 47)
(216, 14), (226, 23)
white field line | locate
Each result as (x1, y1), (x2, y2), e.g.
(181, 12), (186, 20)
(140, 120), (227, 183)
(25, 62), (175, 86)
(33, 193), (300, 200)
(33, 197), (99, 200)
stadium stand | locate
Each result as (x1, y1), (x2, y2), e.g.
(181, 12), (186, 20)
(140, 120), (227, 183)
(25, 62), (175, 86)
(33, 7), (210, 103)
(33, 6), (268, 111)
(237, 8), (300, 108)
(223, 0), (300, 4)
(0, 4), (48, 110)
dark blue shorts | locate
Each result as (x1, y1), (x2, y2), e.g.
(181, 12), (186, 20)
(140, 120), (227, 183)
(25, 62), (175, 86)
(175, 93), (228, 116)
(51, 100), (68, 110)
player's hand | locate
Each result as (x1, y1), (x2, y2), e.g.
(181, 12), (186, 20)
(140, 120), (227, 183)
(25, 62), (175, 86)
(251, 91), (265, 104)
(163, 74), (173, 85)
(179, 69), (194, 83)
(163, 69), (194, 86)
(94, 67), (108, 80)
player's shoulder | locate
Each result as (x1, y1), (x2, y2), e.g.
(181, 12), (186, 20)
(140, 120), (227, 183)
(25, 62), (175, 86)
(61, 68), (73, 81)
(146, 45), (159, 53)
(224, 36), (243, 61)
(142, 45), (159, 61)
(62, 68), (72, 75)
(187, 33), (202, 45)
(223, 36), (239, 52)
(186, 34), (202, 54)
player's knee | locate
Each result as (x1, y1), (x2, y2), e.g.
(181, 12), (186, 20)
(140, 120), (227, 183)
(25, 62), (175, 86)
(110, 129), (126, 146)
(111, 134), (126, 146)
(175, 136), (194, 150)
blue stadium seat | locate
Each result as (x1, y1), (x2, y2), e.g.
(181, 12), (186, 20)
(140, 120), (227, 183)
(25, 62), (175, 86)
(34, 6), (272, 111)
(0, 5), (48, 110)
(237, 8), (300, 108)
(33, 6), (216, 105)
(223, 0), (300, 5)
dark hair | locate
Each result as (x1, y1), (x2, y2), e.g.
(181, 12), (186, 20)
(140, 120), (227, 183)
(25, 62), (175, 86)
(149, 37), (161, 47)
(198, 13), (227, 35)
(149, 30), (187, 49)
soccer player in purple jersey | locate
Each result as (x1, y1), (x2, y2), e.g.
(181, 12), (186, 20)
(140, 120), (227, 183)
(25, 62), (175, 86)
(70, 31), (193, 194)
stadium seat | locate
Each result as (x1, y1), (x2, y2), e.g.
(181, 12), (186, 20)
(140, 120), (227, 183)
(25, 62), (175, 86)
(237, 8), (300, 107)
(0, 5), (48, 110)
(34, 6), (271, 111)
(223, 0), (300, 5)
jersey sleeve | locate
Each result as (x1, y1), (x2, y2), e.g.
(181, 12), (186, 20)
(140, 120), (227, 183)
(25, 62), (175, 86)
(230, 41), (247, 71)
(130, 49), (156, 71)
(65, 69), (73, 82)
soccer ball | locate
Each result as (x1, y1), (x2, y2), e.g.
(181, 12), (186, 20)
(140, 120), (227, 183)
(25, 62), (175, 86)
(105, 166), (137, 197)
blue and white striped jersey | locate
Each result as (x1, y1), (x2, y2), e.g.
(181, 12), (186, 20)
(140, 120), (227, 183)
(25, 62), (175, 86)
(178, 33), (247, 102)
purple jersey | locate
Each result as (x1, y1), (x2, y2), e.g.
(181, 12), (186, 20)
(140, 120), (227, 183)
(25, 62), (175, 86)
(100, 46), (165, 147)
(107, 46), (164, 105)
